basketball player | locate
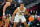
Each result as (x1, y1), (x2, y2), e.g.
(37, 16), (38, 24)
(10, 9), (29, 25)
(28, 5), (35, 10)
(11, 3), (31, 27)
(3, 0), (13, 27)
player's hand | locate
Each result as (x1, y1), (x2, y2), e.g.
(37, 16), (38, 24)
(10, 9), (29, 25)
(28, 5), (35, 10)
(3, 15), (6, 19)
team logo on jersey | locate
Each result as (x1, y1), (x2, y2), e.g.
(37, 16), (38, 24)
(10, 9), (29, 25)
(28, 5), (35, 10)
(19, 12), (25, 15)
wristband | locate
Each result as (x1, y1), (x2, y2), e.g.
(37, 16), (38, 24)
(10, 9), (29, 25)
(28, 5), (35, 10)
(3, 13), (5, 15)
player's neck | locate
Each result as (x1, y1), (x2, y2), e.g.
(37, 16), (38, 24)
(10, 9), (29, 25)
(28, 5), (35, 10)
(20, 7), (23, 11)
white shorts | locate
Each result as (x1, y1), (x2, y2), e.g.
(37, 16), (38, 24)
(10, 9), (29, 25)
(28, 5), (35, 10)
(14, 15), (26, 23)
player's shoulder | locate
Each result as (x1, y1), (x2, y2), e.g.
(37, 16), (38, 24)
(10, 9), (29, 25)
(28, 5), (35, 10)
(24, 7), (26, 8)
(16, 7), (19, 10)
(6, 2), (11, 5)
(5, 2), (11, 6)
(17, 7), (20, 9)
(17, 7), (19, 8)
(24, 7), (26, 9)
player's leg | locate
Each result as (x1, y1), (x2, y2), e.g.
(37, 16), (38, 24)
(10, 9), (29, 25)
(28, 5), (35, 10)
(0, 21), (3, 27)
(3, 19), (9, 27)
(13, 22), (18, 27)
(23, 21), (28, 27)
(13, 17), (19, 27)
(22, 17), (28, 27)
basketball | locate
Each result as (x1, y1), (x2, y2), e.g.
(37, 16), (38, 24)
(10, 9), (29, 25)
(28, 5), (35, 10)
(29, 16), (34, 22)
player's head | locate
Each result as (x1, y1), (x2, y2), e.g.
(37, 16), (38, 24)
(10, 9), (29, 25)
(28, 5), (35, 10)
(7, 0), (12, 3)
(20, 3), (24, 9)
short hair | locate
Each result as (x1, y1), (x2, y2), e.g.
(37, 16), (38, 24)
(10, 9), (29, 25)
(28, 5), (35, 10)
(20, 3), (24, 6)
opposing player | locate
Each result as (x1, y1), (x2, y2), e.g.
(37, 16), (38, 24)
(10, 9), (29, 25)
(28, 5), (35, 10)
(12, 3), (31, 27)
(0, 20), (3, 27)
(3, 0), (12, 27)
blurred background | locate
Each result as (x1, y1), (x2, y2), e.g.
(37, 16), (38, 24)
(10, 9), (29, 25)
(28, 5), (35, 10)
(0, 0), (40, 27)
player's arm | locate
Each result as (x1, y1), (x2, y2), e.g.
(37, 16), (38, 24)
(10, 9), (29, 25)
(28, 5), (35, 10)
(25, 9), (31, 16)
(3, 2), (11, 15)
(12, 9), (18, 21)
